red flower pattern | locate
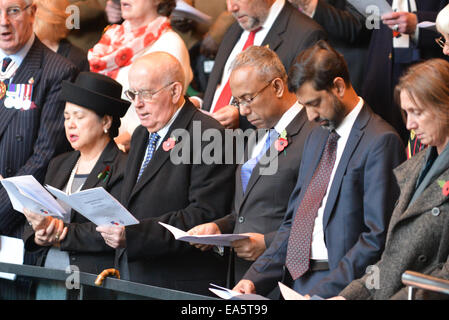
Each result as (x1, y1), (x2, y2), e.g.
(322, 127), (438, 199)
(162, 137), (176, 151)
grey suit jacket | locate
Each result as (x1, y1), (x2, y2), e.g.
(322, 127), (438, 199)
(0, 37), (78, 237)
(215, 108), (315, 282)
(340, 148), (449, 300)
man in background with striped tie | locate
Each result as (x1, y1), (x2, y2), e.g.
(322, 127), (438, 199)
(233, 41), (405, 298)
(188, 46), (315, 295)
(97, 52), (235, 296)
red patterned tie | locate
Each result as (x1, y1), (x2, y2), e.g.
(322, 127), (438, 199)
(285, 130), (340, 280)
(213, 28), (261, 113)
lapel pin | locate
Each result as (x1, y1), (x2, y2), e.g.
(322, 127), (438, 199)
(28, 77), (34, 84)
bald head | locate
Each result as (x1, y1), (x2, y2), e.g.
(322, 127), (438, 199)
(130, 52), (185, 91)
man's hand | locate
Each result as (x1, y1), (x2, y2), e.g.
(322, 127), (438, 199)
(381, 11), (418, 35)
(233, 279), (256, 294)
(105, 0), (122, 24)
(231, 233), (266, 261)
(210, 105), (239, 129)
(288, 0), (318, 16)
(97, 225), (126, 249)
(187, 222), (221, 251)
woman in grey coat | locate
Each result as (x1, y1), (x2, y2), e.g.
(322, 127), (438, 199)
(335, 58), (449, 300)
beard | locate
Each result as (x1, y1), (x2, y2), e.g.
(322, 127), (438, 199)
(317, 94), (346, 131)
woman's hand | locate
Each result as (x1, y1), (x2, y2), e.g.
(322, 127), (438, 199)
(34, 218), (68, 247)
(23, 208), (52, 232)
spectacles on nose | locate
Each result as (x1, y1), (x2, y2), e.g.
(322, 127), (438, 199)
(435, 36), (448, 49)
(124, 82), (174, 102)
(231, 79), (274, 109)
(0, 4), (31, 19)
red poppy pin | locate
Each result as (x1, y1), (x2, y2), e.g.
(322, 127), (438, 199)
(438, 180), (449, 197)
(274, 130), (289, 153)
(97, 165), (111, 182)
(162, 136), (177, 152)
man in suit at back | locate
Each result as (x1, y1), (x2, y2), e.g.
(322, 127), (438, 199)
(234, 40), (406, 298)
(201, 0), (326, 130)
(96, 52), (235, 296)
(0, 0), (78, 299)
(188, 46), (315, 288)
(0, 0), (78, 239)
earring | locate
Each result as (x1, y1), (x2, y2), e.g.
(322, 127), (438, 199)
(104, 128), (108, 134)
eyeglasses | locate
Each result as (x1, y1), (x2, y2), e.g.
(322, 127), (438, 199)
(124, 82), (174, 102)
(435, 37), (448, 49)
(231, 79), (274, 109)
(0, 4), (32, 19)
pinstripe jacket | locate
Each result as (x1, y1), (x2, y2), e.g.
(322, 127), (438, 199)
(0, 37), (78, 237)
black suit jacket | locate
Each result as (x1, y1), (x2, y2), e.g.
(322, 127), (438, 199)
(214, 108), (315, 283)
(118, 100), (236, 295)
(23, 140), (126, 275)
(202, 2), (326, 129)
(0, 37), (78, 237)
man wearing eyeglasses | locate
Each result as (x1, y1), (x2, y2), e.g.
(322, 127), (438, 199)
(0, 0), (78, 299)
(96, 51), (235, 296)
(187, 46), (315, 293)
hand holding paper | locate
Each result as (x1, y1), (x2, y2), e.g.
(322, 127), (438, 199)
(159, 222), (249, 247)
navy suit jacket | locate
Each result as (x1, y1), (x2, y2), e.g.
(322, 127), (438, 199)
(243, 104), (406, 298)
(362, 0), (448, 142)
(0, 37), (78, 237)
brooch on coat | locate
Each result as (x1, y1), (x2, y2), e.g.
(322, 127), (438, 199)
(162, 136), (177, 152)
(437, 180), (449, 197)
(97, 165), (111, 182)
(274, 129), (288, 154)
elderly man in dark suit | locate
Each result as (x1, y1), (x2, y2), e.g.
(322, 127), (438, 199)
(0, 0), (78, 239)
(200, 0), (326, 130)
(188, 46), (315, 288)
(233, 41), (406, 298)
(96, 52), (235, 296)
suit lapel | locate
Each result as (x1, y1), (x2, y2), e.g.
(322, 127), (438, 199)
(128, 102), (197, 200)
(261, 2), (291, 52)
(0, 38), (43, 138)
(322, 105), (369, 230)
(238, 109), (308, 209)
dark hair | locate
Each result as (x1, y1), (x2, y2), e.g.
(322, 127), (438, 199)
(108, 116), (121, 138)
(157, 0), (176, 17)
(288, 40), (350, 93)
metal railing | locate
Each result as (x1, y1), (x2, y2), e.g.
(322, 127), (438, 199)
(0, 262), (218, 300)
(402, 270), (449, 300)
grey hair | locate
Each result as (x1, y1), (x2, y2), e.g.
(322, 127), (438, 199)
(229, 46), (287, 83)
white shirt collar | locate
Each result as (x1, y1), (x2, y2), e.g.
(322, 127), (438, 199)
(274, 101), (303, 135)
(155, 100), (185, 141)
(0, 33), (35, 68)
(335, 97), (364, 140)
(260, 0), (285, 32)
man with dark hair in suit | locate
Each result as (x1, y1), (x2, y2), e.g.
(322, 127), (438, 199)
(96, 52), (235, 296)
(200, 0), (326, 131)
(188, 46), (315, 288)
(0, 0), (78, 299)
(233, 40), (406, 298)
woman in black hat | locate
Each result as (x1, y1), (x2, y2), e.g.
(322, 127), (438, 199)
(21, 72), (130, 299)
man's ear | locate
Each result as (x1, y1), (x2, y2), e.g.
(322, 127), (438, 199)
(171, 82), (183, 103)
(332, 77), (347, 98)
(272, 78), (285, 98)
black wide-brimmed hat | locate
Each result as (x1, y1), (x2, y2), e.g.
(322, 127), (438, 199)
(60, 72), (130, 118)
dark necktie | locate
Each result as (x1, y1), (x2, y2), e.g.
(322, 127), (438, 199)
(285, 130), (340, 280)
(213, 27), (262, 112)
(241, 129), (278, 193)
(1, 57), (12, 86)
(137, 132), (160, 181)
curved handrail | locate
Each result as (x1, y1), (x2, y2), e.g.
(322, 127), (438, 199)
(402, 270), (449, 296)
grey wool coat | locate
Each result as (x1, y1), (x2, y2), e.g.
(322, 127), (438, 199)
(340, 148), (449, 300)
